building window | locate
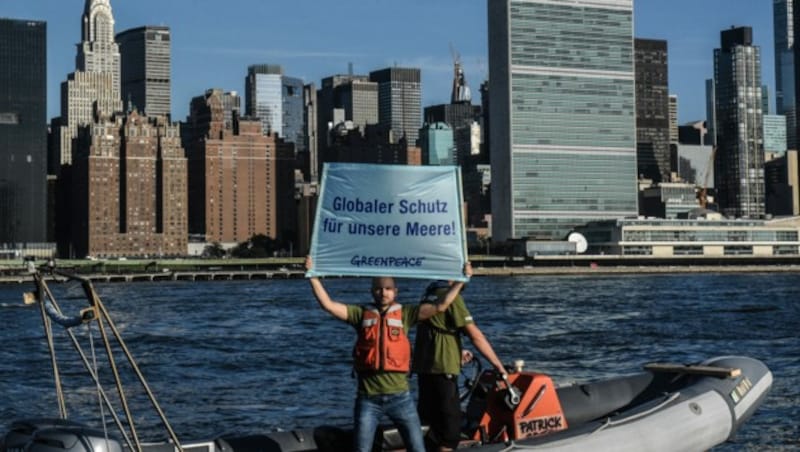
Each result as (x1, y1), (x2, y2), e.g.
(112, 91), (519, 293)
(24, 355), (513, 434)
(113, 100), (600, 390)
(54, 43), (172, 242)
(773, 245), (799, 255)
(623, 245), (652, 256)
(674, 245), (703, 256)
(724, 245), (753, 256)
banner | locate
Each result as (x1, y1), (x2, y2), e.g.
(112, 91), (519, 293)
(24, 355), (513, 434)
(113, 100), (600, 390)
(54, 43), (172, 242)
(307, 163), (468, 281)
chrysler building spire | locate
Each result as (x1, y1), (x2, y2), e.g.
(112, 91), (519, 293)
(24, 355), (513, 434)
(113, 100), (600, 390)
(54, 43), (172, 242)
(56, 0), (122, 166)
(82, 0), (114, 42)
(77, 0), (120, 93)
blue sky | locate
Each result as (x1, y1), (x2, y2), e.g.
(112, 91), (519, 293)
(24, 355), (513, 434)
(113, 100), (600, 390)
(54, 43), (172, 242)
(0, 0), (778, 124)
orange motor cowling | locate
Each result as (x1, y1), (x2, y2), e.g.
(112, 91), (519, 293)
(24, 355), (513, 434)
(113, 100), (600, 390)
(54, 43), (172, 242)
(473, 371), (567, 443)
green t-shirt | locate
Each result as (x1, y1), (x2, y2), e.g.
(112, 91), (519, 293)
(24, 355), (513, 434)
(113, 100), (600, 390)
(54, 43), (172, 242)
(346, 303), (420, 396)
(412, 292), (474, 376)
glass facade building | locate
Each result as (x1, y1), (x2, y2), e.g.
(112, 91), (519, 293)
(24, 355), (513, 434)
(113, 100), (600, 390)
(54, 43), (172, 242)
(774, 0), (796, 149)
(245, 64), (283, 136)
(420, 122), (455, 166)
(488, 0), (638, 241)
(282, 75), (305, 153)
(714, 27), (765, 219)
(245, 65), (306, 152)
(634, 38), (671, 183)
(0, 18), (47, 243)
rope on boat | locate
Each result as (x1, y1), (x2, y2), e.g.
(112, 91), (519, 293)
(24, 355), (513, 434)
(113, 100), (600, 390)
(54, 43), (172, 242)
(88, 322), (113, 452)
(41, 290), (94, 328)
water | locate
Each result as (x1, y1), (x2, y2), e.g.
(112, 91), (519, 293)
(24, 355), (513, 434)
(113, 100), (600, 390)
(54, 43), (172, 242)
(0, 273), (798, 450)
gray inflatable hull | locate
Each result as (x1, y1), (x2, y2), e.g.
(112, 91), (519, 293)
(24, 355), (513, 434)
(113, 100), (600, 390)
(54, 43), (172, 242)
(2, 356), (772, 452)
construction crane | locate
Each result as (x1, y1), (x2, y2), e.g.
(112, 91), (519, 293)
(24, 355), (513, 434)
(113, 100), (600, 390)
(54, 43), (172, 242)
(698, 146), (716, 209)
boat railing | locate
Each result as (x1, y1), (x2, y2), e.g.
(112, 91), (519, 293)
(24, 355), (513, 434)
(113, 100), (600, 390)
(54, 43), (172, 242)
(24, 265), (184, 452)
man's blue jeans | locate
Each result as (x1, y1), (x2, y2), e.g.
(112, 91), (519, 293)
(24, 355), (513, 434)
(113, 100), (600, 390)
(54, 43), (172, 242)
(353, 390), (426, 452)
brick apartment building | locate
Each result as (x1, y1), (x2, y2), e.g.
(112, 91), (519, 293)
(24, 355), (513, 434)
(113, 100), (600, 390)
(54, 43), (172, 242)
(69, 111), (187, 257)
(183, 89), (286, 245)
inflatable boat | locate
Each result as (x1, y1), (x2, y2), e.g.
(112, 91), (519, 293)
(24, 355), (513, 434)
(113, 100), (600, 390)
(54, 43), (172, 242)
(1, 270), (773, 452)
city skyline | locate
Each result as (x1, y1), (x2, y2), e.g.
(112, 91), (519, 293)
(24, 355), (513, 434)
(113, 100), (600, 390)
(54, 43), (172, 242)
(0, 0), (779, 124)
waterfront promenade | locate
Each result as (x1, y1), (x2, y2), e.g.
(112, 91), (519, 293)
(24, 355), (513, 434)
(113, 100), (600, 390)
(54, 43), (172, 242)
(3, 255), (800, 284)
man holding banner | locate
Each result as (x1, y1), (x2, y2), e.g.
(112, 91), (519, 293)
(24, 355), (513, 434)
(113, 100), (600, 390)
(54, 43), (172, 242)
(305, 257), (472, 452)
(305, 163), (473, 451)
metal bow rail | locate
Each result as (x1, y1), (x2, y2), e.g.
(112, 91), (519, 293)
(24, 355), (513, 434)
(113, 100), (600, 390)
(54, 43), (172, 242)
(25, 267), (184, 452)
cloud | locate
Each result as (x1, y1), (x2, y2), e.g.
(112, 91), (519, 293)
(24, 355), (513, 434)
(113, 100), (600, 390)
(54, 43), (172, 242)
(185, 46), (366, 59)
(375, 54), (485, 76)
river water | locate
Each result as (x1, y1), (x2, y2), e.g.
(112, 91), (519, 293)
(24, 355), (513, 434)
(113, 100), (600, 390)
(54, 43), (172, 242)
(0, 273), (797, 450)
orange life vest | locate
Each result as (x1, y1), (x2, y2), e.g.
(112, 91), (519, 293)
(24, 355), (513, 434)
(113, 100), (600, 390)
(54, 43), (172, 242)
(353, 303), (411, 372)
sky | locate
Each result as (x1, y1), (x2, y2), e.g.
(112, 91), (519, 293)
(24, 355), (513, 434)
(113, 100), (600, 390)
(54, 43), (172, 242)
(0, 0), (780, 124)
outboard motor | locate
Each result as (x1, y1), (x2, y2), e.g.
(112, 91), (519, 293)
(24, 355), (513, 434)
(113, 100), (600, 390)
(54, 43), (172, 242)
(3, 419), (121, 452)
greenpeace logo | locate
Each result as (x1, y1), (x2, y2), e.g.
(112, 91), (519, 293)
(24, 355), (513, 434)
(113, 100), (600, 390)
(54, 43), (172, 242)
(350, 255), (425, 268)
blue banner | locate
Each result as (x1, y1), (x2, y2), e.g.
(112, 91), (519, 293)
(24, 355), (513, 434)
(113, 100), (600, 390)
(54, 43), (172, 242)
(307, 163), (468, 281)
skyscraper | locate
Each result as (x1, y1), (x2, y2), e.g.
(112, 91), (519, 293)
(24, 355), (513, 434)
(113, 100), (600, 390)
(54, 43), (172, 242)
(57, 0), (122, 166)
(424, 58), (485, 226)
(634, 38), (671, 183)
(0, 18), (47, 243)
(423, 56), (479, 147)
(774, 0), (796, 148)
(706, 79), (717, 145)
(302, 83), (319, 182)
(419, 122), (456, 166)
(282, 75), (306, 152)
(245, 65), (306, 152)
(669, 95), (679, 145)
(316, 74), (379, 158)
(714, 26), (765, 218)
(318, 75), (379, 132)
(765, 150), (799, 215)
(480, 80), (491, 166)
(245, 64), (283, 136)
(116, 26), (172, 118)
(369, 67), (422, 145)
(488, 0), (638, 241)
(184, 89), (279, 243)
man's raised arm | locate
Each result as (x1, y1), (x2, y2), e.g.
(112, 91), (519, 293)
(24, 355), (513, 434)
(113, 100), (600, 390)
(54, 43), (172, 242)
(418, 262), (473, 321)
(306, 256), (348, 321)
